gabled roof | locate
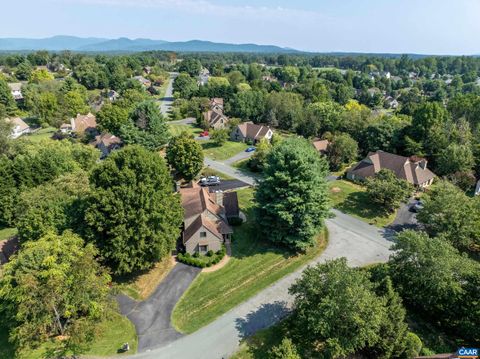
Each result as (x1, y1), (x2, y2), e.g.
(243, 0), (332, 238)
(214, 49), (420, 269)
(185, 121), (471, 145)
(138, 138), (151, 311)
(72, 113), (97, 134)
(180, 186), (223, 219)
(204, 110), (228, 127)
(6, 117), (29, 132)
(236, 122), (272, 141)
(312, 139), (330, 152)
(8, 83), (22, 92)
(348, 150), (436, 185)
(91, 133), (122, 148)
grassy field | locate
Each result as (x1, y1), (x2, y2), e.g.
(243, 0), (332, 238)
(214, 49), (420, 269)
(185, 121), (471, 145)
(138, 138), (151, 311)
(168, 123), (203, 137)
(171, 188), (328, 334)
(328, 180), (396, 227)
(116, 256), (175, 301)
(24, 127), (56, 142)
(202, 140), (249, 161)
(0, 310), (137, 358)
(0, 227), (17, 241)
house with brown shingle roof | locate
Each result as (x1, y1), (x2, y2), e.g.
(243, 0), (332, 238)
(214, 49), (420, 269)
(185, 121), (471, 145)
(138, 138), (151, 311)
(180, 185), (238, 254)
(90, 133), (122, 158)
(209, 98), (224, 112)
(203, 110), (229, 129)
(231, 121), (274, 144)
(312, 139), (330, 155)
(5, 117), (30, 139)
(61, 113), (97, 136)
(347, 150), (436, 188)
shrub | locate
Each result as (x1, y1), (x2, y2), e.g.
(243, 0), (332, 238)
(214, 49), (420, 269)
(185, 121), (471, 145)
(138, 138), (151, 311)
(193, 252), (200, 258)
(228, 217), (243, 226)
(206, 250), (214, 257)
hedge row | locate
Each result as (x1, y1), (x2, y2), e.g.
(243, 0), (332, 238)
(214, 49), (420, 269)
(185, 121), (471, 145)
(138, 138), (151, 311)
(177, 247), (226, 268)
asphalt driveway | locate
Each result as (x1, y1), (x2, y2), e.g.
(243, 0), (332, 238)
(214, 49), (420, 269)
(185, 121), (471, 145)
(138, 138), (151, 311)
(118, 262), (201, 352)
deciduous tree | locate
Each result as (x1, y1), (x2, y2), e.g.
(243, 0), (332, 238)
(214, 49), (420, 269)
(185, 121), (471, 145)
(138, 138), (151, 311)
(166, 131), (204, 180)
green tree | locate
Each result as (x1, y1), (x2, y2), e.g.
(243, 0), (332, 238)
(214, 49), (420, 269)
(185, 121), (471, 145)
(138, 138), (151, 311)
(289, 259), (386, 358)
(15, 171), (90, 242)
(0, 119), (12, 156)
(227, 70), (246, 87)
(36, 92), (59, 126)
(366, 169), (413, 213)
(28, 68), (54, 83)
(0, 232), (111, 354)
(390, 230), (480, 342)
(85, 146), (183, 275)
(269, 338), (301, 359)
(264, 92), (304, 131)
(177, 58), (202, 77)
(0, 156), (17, 226)
(96, 102), (130, 135)
(210, 128), (229, 146)
(435, 143), (475, 176)
(173, 73), (199, 99)
(326, 133), (358, 171)
(417, 180), (480, 251)
(255, 137), (329, 250)
(229, 90), (266, 122)
(248, 137), (272, 172)
(15, 61), (33, 81)
(297, 101), (344, 138)
(166, 131), (204, 180)
(62, 90), (90, 118)
(0, 78), (17, 116)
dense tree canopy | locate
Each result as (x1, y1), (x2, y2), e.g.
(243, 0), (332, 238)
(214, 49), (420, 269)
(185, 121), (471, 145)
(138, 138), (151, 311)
(85, 146), (183, 275)
(0, 232), (111, 354)
(166, 131), (204, 180)
(366, 169), (413, 213)
(255, 137), (329, 250)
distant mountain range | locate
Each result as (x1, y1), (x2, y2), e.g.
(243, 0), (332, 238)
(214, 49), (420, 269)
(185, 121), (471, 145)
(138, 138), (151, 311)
(0, 36), (300, 53)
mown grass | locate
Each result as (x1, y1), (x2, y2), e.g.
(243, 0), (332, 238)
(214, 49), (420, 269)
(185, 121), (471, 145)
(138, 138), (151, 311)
(202, 140), (249, 161)
(23, 127), (56, 142)
(168, 123), (203, 137)
(0, 310), (137, 358)
(328, 180), (396, 228)
(201, 166), (235, 180)
(171, 188), (328, 334)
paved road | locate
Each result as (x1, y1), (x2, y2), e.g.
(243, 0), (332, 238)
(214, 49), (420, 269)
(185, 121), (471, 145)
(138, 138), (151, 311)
(159, 72), (177, 117)
(130, 210), (393, 359)
(168, 117), (195, 125)
(223, 149), (255, 165)
(206, 179), (251, 192)
(204, 158), (258, 186)
(118, 263), (201, 352)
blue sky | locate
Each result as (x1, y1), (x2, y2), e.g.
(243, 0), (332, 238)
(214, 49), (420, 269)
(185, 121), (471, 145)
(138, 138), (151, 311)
(1, 0), (479, 54)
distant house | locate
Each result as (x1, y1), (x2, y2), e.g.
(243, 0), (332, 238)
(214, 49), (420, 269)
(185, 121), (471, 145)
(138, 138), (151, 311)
(384, 96), (399, 109)
(90, 133), (122, 158)
(231, 122), (274, 144)
(198, 68), (210, 86)
(5, 117), (30, 139)
(203, 110), (229, 129)
(180, 184), (238, 255)
(133, 75), (151, 88)
(143, 66), (152, 75)
(8, 83), (23, 101)
(107, 90), (119, 102)
(312, 139), (330, 155)
(61, 113), (97, 136)
(347, 150), (436, 188)
(209, 98), (224, 113)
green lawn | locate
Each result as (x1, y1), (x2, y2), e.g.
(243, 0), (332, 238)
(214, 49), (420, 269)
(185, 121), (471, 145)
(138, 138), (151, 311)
(201, 167), (235, 180)
(202, 140), (249, 161)
(0, 227), (17, 241)
(168, 123), (203, 137)
(171, 188), (328, 334)
(0, 310), (137, 358)
(231, 321), (288, 359)
(329, 180), (396, 227)
(24, 127), (56, 142)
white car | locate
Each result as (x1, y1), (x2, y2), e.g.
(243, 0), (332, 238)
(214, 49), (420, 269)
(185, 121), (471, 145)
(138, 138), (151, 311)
(200, 176), (221, 186)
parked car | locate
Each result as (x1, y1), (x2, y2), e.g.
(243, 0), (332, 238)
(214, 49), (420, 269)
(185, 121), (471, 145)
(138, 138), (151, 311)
(410, 200), (424, 213)
(200, 176), (221, 186)
(245, 147), (256, 152)
(199, 131), (209, 137)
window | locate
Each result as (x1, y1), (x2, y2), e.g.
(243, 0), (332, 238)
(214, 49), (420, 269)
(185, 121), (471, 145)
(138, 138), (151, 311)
(199, 245), (208, 252)
(200, 231), (207, 238)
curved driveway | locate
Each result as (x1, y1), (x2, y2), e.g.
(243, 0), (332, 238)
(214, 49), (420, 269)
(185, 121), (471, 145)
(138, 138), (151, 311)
(129, 210), (393, 359)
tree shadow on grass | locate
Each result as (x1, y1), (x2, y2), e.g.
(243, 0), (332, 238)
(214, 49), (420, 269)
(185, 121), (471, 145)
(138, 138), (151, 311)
(337, 191), (390, 223)
(235, 301), (291, 340)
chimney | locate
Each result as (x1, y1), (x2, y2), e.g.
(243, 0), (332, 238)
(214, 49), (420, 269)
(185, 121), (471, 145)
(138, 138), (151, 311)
(419, 159), (427, 170)
(215, 191), (224, 207)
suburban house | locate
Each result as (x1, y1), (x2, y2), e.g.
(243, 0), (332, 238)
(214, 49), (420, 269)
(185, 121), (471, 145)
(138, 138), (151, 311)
(198, 68), (210, 86)
(203, 98), (229, 129)
(90, 133), (122, 158)
(312, 139), (330, 155)
(179, 184), (239, 255)
(107, 90), (119, 102)
(60, 113), (97, 136)
(347, 150), (436, 188)
(384, 96), (399, 109)
(231, 122), (274, 144)
(8, 83), (23, 101)
(5, 117), (30, 139)
(133, 75), (151, 88)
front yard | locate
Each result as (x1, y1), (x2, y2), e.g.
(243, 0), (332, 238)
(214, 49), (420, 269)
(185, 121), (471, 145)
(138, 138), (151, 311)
(23, 127), (56, 142)
(171, 188), (327, 334)
(202, 140), (249, 161)
(328, 179), (396, 227)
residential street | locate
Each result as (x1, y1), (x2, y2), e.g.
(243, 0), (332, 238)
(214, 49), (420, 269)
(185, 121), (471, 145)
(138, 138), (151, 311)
(204, 157), (258, 186)
(223, 149), (255, 165)
(159, 72), (177, 116)
(130, 210), (393, 359)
